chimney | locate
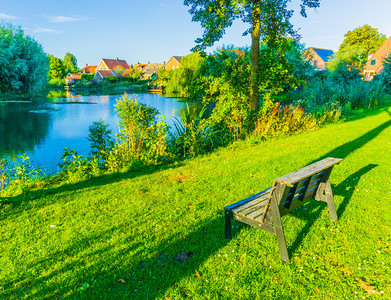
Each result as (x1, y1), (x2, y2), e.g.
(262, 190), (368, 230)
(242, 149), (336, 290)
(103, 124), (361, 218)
(85, 63), (88, 66)
(148, 61), (150, 64)
(115, 58), (119, 61)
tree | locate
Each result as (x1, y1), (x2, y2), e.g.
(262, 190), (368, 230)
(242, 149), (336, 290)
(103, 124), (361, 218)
(338, 25), (386, 56)
(63, 52), (79, 74)
(0, 23), (48, 94)
(48, 55), (66, 80)
(166, 52), (205, 97)
(184, 0), (321, 111)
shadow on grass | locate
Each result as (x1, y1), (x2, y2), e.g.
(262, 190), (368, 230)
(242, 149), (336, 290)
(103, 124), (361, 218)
(283, 114), (391, 259)
(1, 215), (230, 299)
(0, 161), (184, 220)
(288, 163), (377, 258)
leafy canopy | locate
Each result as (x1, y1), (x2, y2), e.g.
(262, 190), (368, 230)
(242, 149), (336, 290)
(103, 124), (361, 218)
(0, 23), (48, 94)
(63, 52), (79, 74)
(184, 0), (321, 111)
(338, 24), (386, 55)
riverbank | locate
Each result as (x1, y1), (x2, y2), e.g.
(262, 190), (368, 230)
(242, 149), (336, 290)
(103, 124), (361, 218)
(1, 104), (390, 299)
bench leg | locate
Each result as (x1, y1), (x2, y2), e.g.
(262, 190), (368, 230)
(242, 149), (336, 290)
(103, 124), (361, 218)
(275, 226), (290, 263)
(225, 210), (232, 239)
(325, 180), (338, 223)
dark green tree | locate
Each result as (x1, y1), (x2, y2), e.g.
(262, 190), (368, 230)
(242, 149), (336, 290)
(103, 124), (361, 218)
(0, 24), (48, 95)
(184, 0), (321, 111)
(63, 52), (79, 74)
(338, 24), (386, 56)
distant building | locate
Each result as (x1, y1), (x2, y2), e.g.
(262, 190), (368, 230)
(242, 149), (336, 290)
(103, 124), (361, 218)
(164, 56), (182, 70)
(94, 70), (115, 81)
(93, 58), (130, 81)
(81, 64), (97, 74)
(362, 35), (391, 81)
(304, 47), (334, 70)
(65, 73), (81, 85)
(142, 63), (164, 80)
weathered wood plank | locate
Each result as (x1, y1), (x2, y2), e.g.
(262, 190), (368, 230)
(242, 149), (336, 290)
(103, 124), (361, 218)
(224, 187), (271, 211)
(233, 195), (269, 214)
(275, 157), (342, 186)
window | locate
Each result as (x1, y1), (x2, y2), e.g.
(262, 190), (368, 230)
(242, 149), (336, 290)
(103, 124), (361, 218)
(371, 59), (376, 65)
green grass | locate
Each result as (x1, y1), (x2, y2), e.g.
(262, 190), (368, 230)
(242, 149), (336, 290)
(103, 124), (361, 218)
(1, 105), (391, 299)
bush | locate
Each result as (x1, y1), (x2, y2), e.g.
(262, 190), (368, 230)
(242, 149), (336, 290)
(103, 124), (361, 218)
(48, 78), (65, 86)
(88, 120), (115, 161)
(111, 95), (169, 166)
(56, 149), (101, 184)
(254, 103), (318, 138)
(169, 104), (215, 158)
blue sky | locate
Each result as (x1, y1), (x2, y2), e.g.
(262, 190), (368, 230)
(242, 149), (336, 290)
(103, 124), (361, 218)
(1, 0), (390, 67)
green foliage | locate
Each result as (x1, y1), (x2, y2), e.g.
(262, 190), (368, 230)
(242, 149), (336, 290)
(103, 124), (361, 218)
(63, 52), (79, 74)
(56, 148), (101, 183)
(0, 154), (41, 194)
(48, 78), (65, 86)
(113, 65), (125, 77)
(0, 23), (48, 94)
(327, 45), (367, 71)
(290, 74), (389, 113)
(184, 0), (321, 111)
(81, 73), (95, 82)
(123, 67), (143, 82)
(376, 53), (391, 93)
(166, 52), (205, 97)
(338, 24), (386, 56)
(169, 104), (218, 158)
(48, 55), (66, 80)
(88, 120), (115, 161)
(113, 94), (169, 165)
(254, 102), (318, 138)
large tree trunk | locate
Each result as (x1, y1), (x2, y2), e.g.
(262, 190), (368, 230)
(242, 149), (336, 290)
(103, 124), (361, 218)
(249, 0), (261, 111)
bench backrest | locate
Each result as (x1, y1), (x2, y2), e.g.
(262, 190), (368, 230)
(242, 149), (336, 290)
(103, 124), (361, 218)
(268, 157), (342, 218)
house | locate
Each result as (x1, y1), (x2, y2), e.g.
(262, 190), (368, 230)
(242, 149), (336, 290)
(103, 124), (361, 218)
(304, 47), (334, 70)
(142, 63), (164, 80)
(94, 70), (116, 82)
(65, 73), (81, 85)
(81, 64), (97, 74)
(164, 56), (182, 70)
(93, 58), (130, 81)
(362, 35), (391, 81)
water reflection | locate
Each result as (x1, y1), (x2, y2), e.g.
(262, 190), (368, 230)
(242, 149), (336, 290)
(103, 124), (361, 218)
(0, 92), (202, 173)
(0, 101), (50, 156)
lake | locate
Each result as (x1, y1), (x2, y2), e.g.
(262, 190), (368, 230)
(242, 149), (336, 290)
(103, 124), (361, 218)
(0, 92), (198, 174)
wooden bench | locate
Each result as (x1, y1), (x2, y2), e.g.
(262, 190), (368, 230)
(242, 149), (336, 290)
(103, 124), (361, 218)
(224, 157), (342, 263)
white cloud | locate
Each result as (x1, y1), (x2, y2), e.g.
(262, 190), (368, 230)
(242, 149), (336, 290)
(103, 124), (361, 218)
(32, 27), (62, 34)
(0, 13), (16, 20)
(47, 15), (82, 23)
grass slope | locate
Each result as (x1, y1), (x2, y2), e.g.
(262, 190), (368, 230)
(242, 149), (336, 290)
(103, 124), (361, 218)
(1, 105), (391, 299)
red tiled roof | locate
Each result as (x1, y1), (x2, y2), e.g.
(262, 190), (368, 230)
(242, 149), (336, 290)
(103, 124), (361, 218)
(102, 58), (129, 70)
(97, 70), (115, 78)
(81, 65), (97, 73)
(67, 73), (82, 79)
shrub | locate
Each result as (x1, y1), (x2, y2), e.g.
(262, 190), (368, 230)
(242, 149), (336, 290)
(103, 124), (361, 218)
(0, 154), (42, 194)
(170, 104), (213, 158)
(88, 120), (115, 161)
(56, 149), (101, 183)
(254, 102), (318, 138)
(113, 95), (169, 165)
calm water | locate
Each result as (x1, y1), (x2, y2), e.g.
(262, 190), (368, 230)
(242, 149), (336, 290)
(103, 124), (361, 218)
(0, 92), (196, 174)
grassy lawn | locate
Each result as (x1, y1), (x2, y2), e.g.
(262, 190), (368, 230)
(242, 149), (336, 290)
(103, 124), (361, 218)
(1, 105), (391, 299)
